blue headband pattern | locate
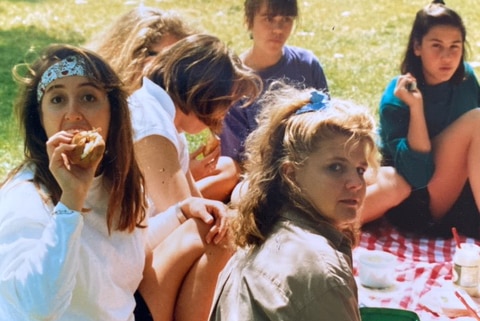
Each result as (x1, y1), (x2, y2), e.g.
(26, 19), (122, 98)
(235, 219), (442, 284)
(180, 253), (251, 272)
(37, 55), (94, 102)
(295, 91), (329, 115)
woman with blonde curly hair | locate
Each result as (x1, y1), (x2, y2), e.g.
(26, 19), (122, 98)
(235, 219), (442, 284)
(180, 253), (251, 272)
(209, 83), (379, 321)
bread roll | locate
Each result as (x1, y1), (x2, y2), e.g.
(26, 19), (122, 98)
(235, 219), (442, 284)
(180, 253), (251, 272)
(69, 129), (105, 168)
(203, 132), (220, 156)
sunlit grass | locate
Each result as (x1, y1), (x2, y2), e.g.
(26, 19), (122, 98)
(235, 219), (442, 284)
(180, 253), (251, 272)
(1, 0), (479, 179)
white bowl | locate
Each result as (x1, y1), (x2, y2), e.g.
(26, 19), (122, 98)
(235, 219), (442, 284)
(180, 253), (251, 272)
(359, 250), (396, 289)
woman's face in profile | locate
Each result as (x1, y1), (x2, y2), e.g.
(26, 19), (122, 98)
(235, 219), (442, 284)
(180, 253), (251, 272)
(142, 34), (180, 74)
(292, 134), (369, 225)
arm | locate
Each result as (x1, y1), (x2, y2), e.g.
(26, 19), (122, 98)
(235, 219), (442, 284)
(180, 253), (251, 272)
(380, 77), (434, 189)
(0, 130), (94, 319)
(186, 168), (202, 198)
(300, 286), (361, 321)
(147, 197), (229, 250)
(195, 156), (241, 202)
(137, 135), (232, 247)
(239, 262), (361, 321)
(310, 54), (329, 94)
(395, 74), (431, 153)
(135, 134), (196, 212)
(0, 195), (83, 320)
(219, 102), (250, 163)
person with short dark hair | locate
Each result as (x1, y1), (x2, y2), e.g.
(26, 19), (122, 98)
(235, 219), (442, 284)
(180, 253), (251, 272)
(219, 0), (329, 194)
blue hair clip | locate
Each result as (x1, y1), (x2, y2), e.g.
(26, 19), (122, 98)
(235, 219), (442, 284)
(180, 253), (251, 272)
(295, 91), (329, 115)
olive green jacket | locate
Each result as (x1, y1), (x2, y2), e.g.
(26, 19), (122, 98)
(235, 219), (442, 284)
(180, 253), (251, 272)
(208, 208), (360, 321)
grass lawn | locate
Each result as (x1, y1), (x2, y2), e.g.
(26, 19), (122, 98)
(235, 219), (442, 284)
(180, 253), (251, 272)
(1, 0), (479, 179)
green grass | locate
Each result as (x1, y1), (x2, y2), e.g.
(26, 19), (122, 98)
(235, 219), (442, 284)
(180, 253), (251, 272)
(1, 0), (479, 179)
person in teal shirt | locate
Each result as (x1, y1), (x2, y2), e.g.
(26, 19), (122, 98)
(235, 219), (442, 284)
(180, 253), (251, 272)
(380, 62), (480, 189)
(370, 0), (480, 237)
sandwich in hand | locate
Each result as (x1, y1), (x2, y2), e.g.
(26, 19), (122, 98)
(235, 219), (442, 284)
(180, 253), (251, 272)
(203, 131), (220, 156)
(68, 129), (105, 169)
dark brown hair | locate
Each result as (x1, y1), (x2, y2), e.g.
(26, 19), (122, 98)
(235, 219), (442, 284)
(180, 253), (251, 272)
(146, 34), (261, 134)
(244, 0), (298, 30)
(400, 1), (467, 84)
(8, 43), (147, 233)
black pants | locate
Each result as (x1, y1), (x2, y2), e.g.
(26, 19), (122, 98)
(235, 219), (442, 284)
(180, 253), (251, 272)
(134, 291), (153, 321)
(385, 182), (480, 238)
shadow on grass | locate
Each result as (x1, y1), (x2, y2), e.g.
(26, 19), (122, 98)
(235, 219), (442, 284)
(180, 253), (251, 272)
(0, 26), (83, 118)
(0, 25), (83, 177)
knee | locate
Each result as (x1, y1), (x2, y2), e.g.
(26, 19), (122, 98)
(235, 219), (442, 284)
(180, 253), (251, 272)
(182, 218), (234, 259)
(461, 108), (480, 125)
(182, 217), (228, 245)
(466, 107), (480, 118)
(377, 166), (411, 198)
(177, 218), (210, 251)
(230, 180), (249, 206)
(183, 217), (208, 234)
(379, 166), (399, 181)
(217, 157), (241, 178)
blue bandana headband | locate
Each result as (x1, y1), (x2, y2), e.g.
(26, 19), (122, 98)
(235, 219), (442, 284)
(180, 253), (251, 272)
(37, 55), (94, 102)
(295, 91), (329, 115)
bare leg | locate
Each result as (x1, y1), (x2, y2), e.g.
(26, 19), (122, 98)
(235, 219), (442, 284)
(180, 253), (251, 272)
(174, 220), (234, 321)
(230, 179), (249, 207)
(429, 108), (480, 218)
(359, 166), (411, 224)
(139, 218), (233, 321)
(197, 157), (241, 202)
(139, 219), (205, 321)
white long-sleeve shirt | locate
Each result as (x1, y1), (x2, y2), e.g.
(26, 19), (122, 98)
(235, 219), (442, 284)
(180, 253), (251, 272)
(0, 167), (146, 321)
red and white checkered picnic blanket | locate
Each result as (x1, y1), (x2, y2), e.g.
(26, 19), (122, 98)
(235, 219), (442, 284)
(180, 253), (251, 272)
(353, 219), (480, 320)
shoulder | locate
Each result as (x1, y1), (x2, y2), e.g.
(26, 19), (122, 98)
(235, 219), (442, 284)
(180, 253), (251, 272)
(275, 46), (327, 89)
(284, 45), (317, 58)
(0, 165), (52, 223)
(385, 76), (400, 88)
(129, 79), (178, 143)
(1, 165), (36, 196)
(234, 222), (355, 313)
(464, 61), (475, 75)
(284, 45), (320, 64)
(383, 76), (399, 95)
(248, 220), (353, 287)
(380, 76), (405, 108)
(130, 79), (173, 110)
(463, 62), (479, 83)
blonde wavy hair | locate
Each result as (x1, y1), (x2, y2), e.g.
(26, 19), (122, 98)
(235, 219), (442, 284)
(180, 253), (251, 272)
(232, 82), (379, 248)
(87, 6), (196, 94)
